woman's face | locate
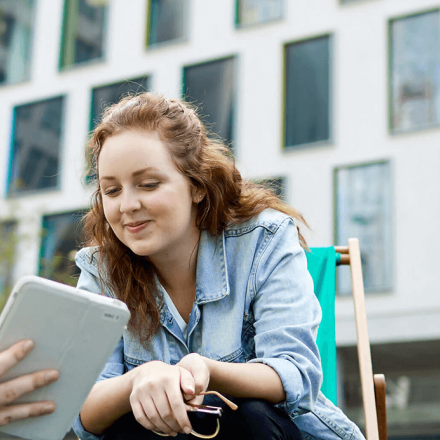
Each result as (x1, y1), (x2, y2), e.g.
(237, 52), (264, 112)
(98, 129), (200, 265)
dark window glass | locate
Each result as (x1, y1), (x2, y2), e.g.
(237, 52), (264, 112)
(335, 161), (392, 294)
(8, 96), (64, 196)
(0, 0), (34, 85)
(60, 0), (106, 68)
(236, 0), (283, 26)
(254, 177), (286, 201)
(91, 76), (150, 128)
(339, 341), (440, 438)
(0, 221), (16, 308)
(39, 211), (84, 286)
(285, 36), (330, 147)
(183, 57), (236, 148)
(148, 0), (186, 46)
(390, 10), (440, 132)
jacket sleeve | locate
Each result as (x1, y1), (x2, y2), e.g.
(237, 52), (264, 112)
(72, 250), (126, 440)
(247, 217), (322, 419)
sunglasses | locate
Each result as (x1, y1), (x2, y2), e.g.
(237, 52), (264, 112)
(152, 391), (238, 439)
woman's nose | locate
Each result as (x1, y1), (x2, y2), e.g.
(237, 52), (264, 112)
(119, 189), (141, 213)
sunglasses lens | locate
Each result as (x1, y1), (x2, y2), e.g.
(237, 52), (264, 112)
(188, 411), (219, 437)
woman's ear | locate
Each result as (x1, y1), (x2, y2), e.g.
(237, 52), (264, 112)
(192, 188), (206, 204)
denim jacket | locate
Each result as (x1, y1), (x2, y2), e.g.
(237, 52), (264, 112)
(73, 209), (365, 440)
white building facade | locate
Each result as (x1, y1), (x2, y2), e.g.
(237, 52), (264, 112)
(0, 0), (439, 438)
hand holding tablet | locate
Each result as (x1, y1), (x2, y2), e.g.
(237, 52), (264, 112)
(0, 339), (59, 425)
(0, 276), (130, 440)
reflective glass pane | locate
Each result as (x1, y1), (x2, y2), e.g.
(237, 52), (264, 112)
(391, 11), (440, 132)
(8, 96), (64, 196)
(60, 0), (107, 68)
(183, 57), (236, 148)
(254, 177), (286, 201)
(335, 161), (392, 294)
(0, 0), (34, 85)
(0, 221), (16, 308)
(285, 36), (330, 147)
(237, 0), (283, 26)
(91, 76), (150, 128)
(339, 341), (440, 438)
(149, 0), (186, 46)
(39, 211), (84, 286)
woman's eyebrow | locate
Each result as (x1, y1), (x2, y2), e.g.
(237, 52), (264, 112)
(132, 167), (162, 177)
(99, 167), (163, 182)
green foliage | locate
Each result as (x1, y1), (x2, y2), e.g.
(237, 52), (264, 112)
(0, 222), (19, 310)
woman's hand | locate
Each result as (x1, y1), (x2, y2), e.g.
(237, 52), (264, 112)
(0, 340), (59, 426)
(176, 353), (210, 405)
(129, 361), (196, 436)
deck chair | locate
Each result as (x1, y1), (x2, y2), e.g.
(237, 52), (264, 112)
(306, 238), (387, 440)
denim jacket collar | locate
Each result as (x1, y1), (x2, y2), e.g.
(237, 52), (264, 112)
(195, 229), (230, 304)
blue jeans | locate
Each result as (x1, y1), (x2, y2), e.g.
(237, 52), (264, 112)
(102, 398), (303, 440)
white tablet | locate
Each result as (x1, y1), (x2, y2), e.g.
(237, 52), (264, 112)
(0, 275), (130, 440)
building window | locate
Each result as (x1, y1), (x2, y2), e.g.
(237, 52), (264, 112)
(253, 176), (286, 201)
(7, 96), (64, 196)
(339, 341), (440, 438)
(39, 211), (84, 286)
(183, 56), (236, 149)
(60, 0), (107, 69)
(335, 161), (392, 294)
(91, 76), (150, 128)
(236, 0), (283, 27)
(284, 35), (331, 148)
(147, 0), (186, 47)
(0, 0), (34, 85)
(390, 10), (440, 133)
(0, 221), (16, 307)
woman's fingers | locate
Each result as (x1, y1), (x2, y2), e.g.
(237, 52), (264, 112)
(179, 367), (196, 399)
(131, 399), (174, 436)
(163, 380), (192, 434)
(177, 354), (210, 397)
(129, 362), (192, 435)
(0, 400), (55, 426)
(0, 340), (34, 377)
(0, 369), (59, 406)
(0, 339), (59, 426)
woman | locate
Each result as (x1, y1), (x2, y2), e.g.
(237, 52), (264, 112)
(73, 93), (364, 440)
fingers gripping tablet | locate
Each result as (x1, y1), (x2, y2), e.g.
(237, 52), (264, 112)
(0, 276), (130, 440)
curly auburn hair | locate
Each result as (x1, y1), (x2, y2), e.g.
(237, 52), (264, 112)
(83, 92), (308, 343)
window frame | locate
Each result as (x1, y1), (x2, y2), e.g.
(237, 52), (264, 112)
(38, 209), (86, 286)
(182, 55), (238, 152)
(59, 0), (109, 70)
(145, 0), (189, 49)
(388, 8), (440, 134)
(0, 220), (18, 306)
(6, 95), (66, 198)
(282, 33), (334, 151)
(89, 75), (151, 131)
(234, 0), (284, 29)
(252, 176), (287, 201)
(0, 0), (36, 87)
(333, 159), (394, 295)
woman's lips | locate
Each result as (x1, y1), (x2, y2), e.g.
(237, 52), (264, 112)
(125, 221), (149, 234)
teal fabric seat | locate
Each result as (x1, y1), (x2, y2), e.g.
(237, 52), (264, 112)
(306, 247), (339, 405)
(306, 241), (387, 439)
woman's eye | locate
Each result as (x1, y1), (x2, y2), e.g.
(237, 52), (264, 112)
(104, 188), (119, 196)
(140, 182), (159, 189)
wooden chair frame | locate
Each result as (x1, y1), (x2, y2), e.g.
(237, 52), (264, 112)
(335, 239), (387, 440)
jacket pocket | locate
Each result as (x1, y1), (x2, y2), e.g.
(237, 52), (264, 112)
(217, 348), (245, 363)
